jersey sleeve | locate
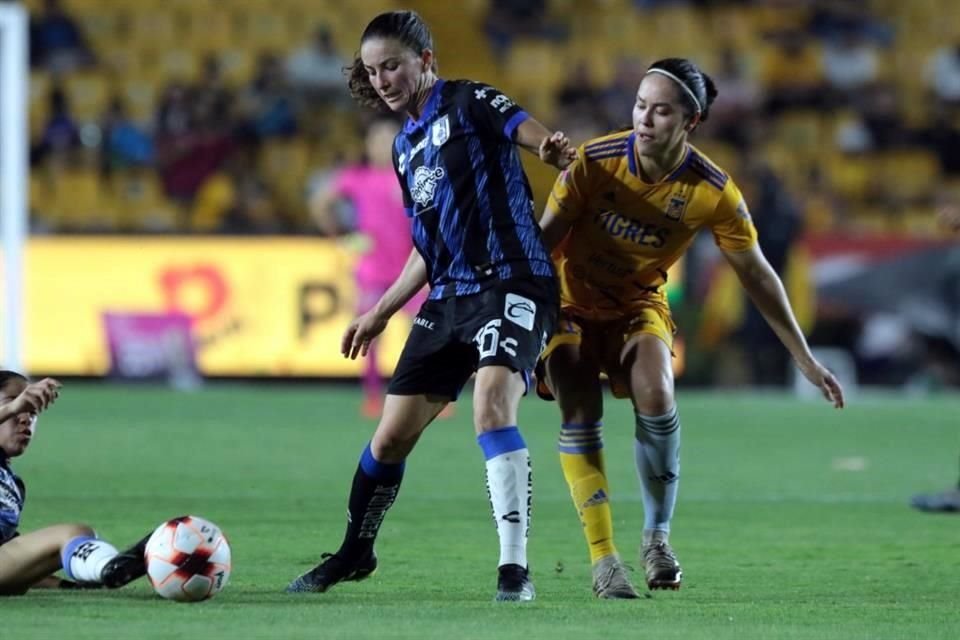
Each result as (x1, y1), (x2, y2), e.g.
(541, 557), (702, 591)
(710, 178), (758, 252)
(392, 141), (414, 217)
(546, 146), (593, 222)
(460, 82), (529, 142)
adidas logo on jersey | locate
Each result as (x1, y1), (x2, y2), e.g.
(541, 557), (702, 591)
(581, 488), (609, 509)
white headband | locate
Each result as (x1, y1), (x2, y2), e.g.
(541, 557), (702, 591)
(645, 68), (702, 116)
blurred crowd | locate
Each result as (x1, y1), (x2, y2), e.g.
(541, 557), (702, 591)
(17, 0), (960, 238)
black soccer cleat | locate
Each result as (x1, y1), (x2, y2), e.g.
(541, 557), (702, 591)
(100, 533), (150, 589)
(285, 551), (378, 593)
(495, 563), (535, 602)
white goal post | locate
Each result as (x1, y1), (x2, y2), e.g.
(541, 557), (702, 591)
(0, 3), (28, 373)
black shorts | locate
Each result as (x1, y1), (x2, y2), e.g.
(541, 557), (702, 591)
(387, 277), (558, 401)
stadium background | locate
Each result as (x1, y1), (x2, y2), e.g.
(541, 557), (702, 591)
(6, 0), (959, 389)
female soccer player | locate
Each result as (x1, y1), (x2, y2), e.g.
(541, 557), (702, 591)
(286, 10), (574, 601)
(0, 372), (147, 595)
(536, 58), (845, 597)
(310, 115), (420, 418)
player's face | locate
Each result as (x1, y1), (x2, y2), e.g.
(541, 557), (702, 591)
(0, 379), (36, 458)
(632, 74), (691, 159)
(361, 37), (432, 114)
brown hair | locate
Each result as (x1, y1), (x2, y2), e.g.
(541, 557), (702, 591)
(347, 10), (437, 110)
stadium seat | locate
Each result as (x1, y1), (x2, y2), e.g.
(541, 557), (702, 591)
(64, 72), (110, 123)
(877, 149), (941, 203)
(111, 168), (180, 232)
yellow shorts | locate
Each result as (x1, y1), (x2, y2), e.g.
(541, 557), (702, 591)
(540, 305), (676, 399)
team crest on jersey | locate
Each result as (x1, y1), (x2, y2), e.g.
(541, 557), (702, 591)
(665, 194), (688, 222)
(431, 115), (450, 147)
(412, 165), (446, 206)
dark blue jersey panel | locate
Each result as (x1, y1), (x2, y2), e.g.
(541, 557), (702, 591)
(393, 80), (555, 299)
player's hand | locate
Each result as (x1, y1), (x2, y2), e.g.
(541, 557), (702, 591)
(341, 310), (390, 360)
(540, 131), (576, 170)
(937, 204), (960, 232)
(797, 359), (845, 409)
(8, 378), (61, 415)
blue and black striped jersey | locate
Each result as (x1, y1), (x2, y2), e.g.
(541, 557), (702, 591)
(0, 456), (24, 545)
(392, 79), (555, 299)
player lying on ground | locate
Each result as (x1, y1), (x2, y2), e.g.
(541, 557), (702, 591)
(0, 372), (149, 595)
(536, 58), (845, 598)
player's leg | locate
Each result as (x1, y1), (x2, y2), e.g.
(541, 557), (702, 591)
(621, 315), (683, 590)
(285, 393), (448, 594)
(287, 299), (472, 594)
(468, 279), (558, 602)
(473, 364), (536, 602)
(0, 523), (124, 594)
(544, 331), (638, 599)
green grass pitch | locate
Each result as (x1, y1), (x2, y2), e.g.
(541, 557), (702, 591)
(4, 384), (958, 639)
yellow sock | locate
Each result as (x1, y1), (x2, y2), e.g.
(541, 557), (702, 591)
(558, 423), (617, 564)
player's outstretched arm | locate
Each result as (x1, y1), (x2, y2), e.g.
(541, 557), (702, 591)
(0, 378), (61, 423)
(722, 245), (845, 408)
(341, 248), (428, 360)
(539, 203), (574, 253)
(515, 118), (576, 169)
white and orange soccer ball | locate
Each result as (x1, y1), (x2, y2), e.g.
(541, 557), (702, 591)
(144, 515), (232, 602)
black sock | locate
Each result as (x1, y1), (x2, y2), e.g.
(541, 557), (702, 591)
(338, 443), (404, 560)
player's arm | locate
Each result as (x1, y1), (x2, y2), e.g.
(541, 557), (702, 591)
(341, 248), (428, 360)
(721, 245), (844, 408)
(307, 180), (345, 236)
(515, 118), (576, 170)
(539, 200), (574, 252)
(0, 378), (61, 423)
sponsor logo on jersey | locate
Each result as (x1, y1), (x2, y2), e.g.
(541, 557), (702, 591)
(504, 293), (536, 331)
(411, 166), (446, 206)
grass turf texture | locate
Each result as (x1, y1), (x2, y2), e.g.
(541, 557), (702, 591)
(3, 384), (957, 639)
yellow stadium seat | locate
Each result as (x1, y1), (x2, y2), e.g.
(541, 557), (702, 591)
(827, 153), (875, 201)
(122, 79), (159, 125)
(29, 72), (51, 139)
(504, 39), (568, 97)
(111, 169), (180, 232)
(878, 149), (941, 202)
(47, 167), (116, 231)
(772, 110), (826, 163)
(64, 72), (110, 122)
(260, 139), (312, 206)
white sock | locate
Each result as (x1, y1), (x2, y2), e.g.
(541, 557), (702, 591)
(634, 407), (681, 533)
(62, 536), (119, 583)
(478, 427), (531, 568)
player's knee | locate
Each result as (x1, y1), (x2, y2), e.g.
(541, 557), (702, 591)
(633, 386), (674, 417)
(64, 523), (96, 540)
(473, 392), (518, 431)
(370, 430), (415, 463)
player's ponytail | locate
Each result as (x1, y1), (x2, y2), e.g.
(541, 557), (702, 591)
(646, 58), (719, 126)
(349, 10), (438, 110)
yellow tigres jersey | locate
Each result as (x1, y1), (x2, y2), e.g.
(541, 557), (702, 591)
(547, 130), (758, 320)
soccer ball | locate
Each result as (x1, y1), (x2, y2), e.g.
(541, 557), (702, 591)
(144, 515), (232, 602)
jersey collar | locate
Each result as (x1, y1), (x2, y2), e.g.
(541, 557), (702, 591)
(627, 134), (692, 184)
(403, 78), (446, 135)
